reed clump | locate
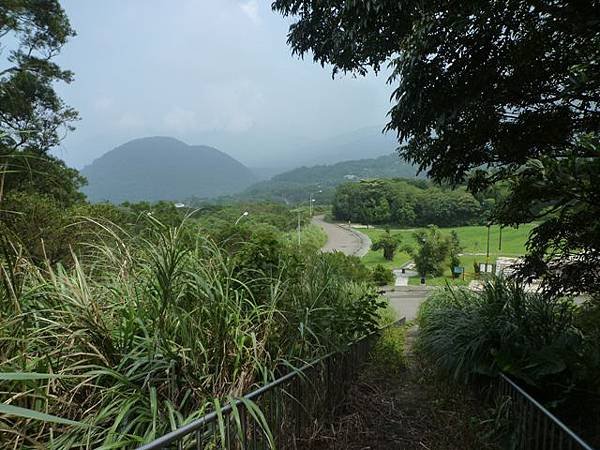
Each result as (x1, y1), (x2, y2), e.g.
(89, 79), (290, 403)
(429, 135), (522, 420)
(0, 219), (382, 448)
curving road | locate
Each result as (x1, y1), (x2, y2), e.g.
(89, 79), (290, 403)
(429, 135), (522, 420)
(312, 215), (372, 257)
(313, 215), (431, 320)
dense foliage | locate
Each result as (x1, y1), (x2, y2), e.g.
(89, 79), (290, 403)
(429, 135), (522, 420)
(332, 179), (491, 227)
(407, 226), (451, 278)
(0, 208), (383, 447)
(0, 0), (77, 155)
(1, 0), (81, 214)
(418, 280), (600, 441)
(272, 0), (600, 296)
(371, 264), (395, 286)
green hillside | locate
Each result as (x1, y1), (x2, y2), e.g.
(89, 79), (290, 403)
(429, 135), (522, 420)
(81, 137), (257, 203)
(238, 154), (419, 204)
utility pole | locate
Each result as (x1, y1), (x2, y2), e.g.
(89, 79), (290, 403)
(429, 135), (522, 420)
(486, 224), (491, 272)
(309, 190), (322, 217)
(498, 226), (503, 251)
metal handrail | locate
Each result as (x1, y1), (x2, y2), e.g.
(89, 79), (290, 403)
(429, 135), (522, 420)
(138, 318), (405, 450)
(498, 374), (595, 450)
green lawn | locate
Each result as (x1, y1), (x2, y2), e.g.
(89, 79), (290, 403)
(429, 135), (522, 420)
(357, 223), (535, 285)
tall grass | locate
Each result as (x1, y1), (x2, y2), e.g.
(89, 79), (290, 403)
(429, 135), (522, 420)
(417, 280), (582, 385)
(416, 278), (600, 410)
(0, 219), (381, 448)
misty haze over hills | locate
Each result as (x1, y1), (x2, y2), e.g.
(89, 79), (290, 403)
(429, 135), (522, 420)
(80, 131), (410, 203)
(67, 126), (397, 173)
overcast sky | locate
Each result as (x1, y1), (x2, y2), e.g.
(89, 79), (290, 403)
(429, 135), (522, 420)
(54, 0), (393, 168)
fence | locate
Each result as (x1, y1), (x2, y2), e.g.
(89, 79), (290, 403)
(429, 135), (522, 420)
(497, 374), (595, 450)
(138, 319), (405, 450)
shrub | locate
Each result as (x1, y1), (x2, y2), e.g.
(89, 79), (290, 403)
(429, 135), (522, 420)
(417, 279), (595, 400)
(371, 264), (395, 286)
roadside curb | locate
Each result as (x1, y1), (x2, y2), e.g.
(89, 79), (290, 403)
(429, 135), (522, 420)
(338, 224), (371, 257)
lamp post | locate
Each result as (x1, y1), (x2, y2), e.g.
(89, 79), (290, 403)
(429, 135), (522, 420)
(235, 211), (249, 225)
(309, 190), (322, 217)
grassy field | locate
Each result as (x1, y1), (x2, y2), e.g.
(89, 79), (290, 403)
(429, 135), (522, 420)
(357, 223), (535, 285)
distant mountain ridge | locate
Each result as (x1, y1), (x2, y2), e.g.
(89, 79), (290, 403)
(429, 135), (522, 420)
(236, 154), (421, 204)
(269, 154), (418, 184)
(81, 137), (257, 203)
(60, 126), (400, 172)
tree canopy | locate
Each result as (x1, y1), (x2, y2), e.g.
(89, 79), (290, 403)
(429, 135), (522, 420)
(0, 0), (78, 154)
(1, 1), (81, 206)
(332, 179), (492, 227)
(273, 0), (600, 295)
(272, 0), (599, 181)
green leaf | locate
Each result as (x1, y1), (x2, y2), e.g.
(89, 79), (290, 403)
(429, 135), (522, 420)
(0, 403), (84, 427)
(0, 372), (65, 381)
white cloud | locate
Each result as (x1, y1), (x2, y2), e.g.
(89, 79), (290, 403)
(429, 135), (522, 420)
(239, 0), (260, 24)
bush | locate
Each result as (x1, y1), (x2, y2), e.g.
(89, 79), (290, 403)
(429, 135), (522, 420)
(371, 264), (395, 286)
(417, 278), (598, 403)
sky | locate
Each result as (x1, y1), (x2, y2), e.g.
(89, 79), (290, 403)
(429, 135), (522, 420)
(53, 0), (394, 169)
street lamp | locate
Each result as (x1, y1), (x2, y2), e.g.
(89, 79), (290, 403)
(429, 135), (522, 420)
(235, 211), (249, 225)
(309, 190), (322, 217)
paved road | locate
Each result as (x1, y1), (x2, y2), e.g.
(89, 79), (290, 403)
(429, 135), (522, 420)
(382, 286), (434, 321)
(313, 216), (432, 320)
(312, 215), (371, 257)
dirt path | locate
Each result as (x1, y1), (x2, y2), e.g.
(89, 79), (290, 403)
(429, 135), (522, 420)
(312, 215), (371, 257)
(305, 326), (497, 450)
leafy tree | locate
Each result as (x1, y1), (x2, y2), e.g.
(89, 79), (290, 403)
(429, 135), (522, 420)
(0, 1), (77, 154)
(333, 179), (485, 227)
(497, 149), (600, 294)
(272, 1), (600, 295)
(1, 2), (80, 207)
(371, 229), (402, 261)
(448, 231), (463, 277)
(407, 226), (450, 278)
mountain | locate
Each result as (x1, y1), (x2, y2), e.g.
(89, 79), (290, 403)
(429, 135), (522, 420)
(270, 153), (418, 184)
(235, 154), (422, 204)
(81, 137), (257, 203)
(58, 126), (399, 172)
